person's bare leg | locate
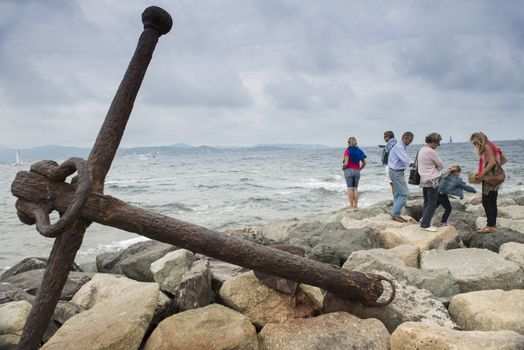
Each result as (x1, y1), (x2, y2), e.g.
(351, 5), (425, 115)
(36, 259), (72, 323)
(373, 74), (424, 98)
(347, 189), (352, 208)
(354, 189), (359, 210)
(349, 188), (356, 209)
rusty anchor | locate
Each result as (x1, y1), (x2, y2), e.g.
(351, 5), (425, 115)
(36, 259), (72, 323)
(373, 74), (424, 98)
(11, 6), (394, 349)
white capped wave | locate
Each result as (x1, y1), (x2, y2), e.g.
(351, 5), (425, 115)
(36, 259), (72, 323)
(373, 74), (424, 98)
(78, 236), (151, 257)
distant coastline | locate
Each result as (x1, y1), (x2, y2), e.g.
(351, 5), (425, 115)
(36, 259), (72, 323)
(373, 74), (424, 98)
(0, 143), (332, 163)
(1, 139), (520, 164)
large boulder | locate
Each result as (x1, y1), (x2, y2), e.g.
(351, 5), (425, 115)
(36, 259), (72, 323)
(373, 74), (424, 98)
(42, 280), (159, 350)
(262, 219), (380, 262)
(150, 249), (194, 295)
(499, 242), (524, 270)
(344, 249), (459, 303)
(390, 321), (524, 350)
(258, 312), (390, 350)
(1, 269), (93, 301)
(71, 273), (157, 309)
(323, 272), (456, 333)
(420, 248), (524, 292)
(469, 228), (524, 252)
(449, 290), (524, 334)
(379, 224), (462, 252)
(218, 271), (320, 328)
(96, 240), (177, 281)
(143, 304), (258, 350)
(0, 300), (32, 350)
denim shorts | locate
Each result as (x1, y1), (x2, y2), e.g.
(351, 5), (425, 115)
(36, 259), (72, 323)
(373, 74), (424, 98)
(344, 168), (361, 188)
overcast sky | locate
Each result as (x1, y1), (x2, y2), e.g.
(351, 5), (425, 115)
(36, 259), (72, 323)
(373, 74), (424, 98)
(1, 0), (523, 148)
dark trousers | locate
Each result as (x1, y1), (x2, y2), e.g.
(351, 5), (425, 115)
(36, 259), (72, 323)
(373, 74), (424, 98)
(482, 184), (498, 227)
(421, 187), (438, 228)
(436, 193), (452, 223)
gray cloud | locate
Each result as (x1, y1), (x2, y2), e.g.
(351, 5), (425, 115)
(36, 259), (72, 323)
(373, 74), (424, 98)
(0, 0), (522, 149)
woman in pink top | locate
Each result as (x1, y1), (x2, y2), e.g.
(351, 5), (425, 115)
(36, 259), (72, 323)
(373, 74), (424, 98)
(342, 137), (367, 210)
(417, 132), (444, 231)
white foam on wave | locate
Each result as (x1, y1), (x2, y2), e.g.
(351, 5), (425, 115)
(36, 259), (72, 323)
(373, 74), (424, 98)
(296, 178), (346, 192)
(78, 236), (151, 256)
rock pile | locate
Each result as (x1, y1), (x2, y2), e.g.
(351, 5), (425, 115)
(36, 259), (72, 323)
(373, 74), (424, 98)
(1, 193), (524, 349)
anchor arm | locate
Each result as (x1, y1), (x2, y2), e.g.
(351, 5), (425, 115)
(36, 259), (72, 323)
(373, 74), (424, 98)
(12, 170), (394, 303)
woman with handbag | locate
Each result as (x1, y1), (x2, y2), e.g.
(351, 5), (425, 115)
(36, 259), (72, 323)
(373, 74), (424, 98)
(470, 132), (507, 233)
(417, 132), (444, 232)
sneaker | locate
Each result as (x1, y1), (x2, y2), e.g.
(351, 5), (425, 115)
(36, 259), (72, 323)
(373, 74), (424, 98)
(420, 226), (438, 232)
(440, 222), (448, 227)
(391, 215), (406, 223)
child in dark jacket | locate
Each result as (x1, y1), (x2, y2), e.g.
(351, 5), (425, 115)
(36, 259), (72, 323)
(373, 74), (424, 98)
(437, 165), (477, 225)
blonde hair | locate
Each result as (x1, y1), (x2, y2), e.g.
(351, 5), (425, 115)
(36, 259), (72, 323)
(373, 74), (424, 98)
(444, 164), (462, 177)
(347, 137), (357, 146)
(470, 132), (489, 155)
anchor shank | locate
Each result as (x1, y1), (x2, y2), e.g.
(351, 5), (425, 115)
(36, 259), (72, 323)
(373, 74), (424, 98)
(88, 8), (172, 193)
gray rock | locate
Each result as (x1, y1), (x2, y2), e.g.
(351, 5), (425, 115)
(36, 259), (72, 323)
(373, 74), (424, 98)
(343, 249), (459, 303)
(202, 257), (249, 292)
(391, 321), (524, 350)
(174, 259), (213, 312)
(259, 312), (390, 350)
(53, 302), (86, 325)
(323, 271), (456, 333)
(119, 242), (178, 282)
(1, 269), (93, 301)
(96, 240), (177, 277)
(150, 249), (194, 295)
(447, 210), (480, 246)
(0, 284), (33, 305)
(499, 242), (524, 270)
(307, 244), (342, 266)
(420, 248), (524, 292)
(0, 257), (82, 281)
(262, 219), (380, 262)
(469, 228), (524, 253)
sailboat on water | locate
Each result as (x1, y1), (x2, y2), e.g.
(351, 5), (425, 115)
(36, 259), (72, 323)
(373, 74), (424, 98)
(449, 136), (453, 144)
(15, 150), (22, 166)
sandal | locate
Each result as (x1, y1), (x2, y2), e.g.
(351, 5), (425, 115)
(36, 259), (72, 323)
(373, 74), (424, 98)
(478, 226), (495, 233)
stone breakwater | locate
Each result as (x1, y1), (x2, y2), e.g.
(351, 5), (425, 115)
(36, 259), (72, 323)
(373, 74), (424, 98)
(1, 193), (524, 349)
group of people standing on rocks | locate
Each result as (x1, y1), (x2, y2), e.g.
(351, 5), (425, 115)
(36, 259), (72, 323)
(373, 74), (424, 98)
(342, 131), (507, 233)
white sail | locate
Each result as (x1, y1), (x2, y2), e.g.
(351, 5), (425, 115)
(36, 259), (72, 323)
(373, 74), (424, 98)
(15, 150), (22, 165)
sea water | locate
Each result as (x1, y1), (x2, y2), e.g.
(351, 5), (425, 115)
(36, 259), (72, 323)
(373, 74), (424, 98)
(1, 140), (523, 270)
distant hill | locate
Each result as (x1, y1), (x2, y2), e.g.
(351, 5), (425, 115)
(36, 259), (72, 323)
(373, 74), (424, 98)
(0, 143), (332, 163)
